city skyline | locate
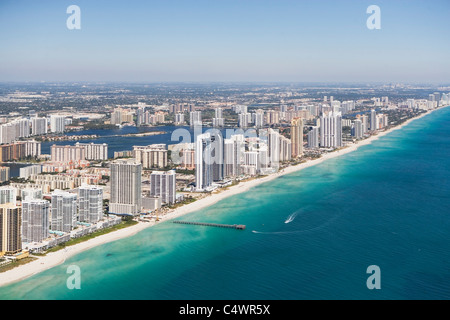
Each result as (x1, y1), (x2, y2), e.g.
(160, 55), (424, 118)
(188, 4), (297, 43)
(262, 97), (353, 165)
(0, 0), (449, 83)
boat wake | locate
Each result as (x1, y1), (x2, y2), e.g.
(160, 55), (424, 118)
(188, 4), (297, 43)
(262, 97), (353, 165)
(252, 211), (343, 235)
(284, 211), (300, 224)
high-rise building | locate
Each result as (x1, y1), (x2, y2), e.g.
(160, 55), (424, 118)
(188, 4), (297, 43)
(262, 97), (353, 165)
(210, 131), (224, 182)
(267, 128), (280, 170)
(133, 144), (168, 169)
(243, 151), (260, 175)
(238, 113), (252, 128)
(223, 134), (244, 178)
(212, 117), (225, 127)
(291, 118), (303, 158)
(233, 105), (248, 114)
(31, 117), (48, 136)
(150, 170), (176, 204)
(352, 119), (363, 139)
(0, 186), (16, 205)
(109, 159), (142, 216)
(21, 188), (43, 201)
(75, 142), (108, 161)
(78, 185), (103, 223)
(195, 133), (213, 191)
(50, 115), (65, 133)
(370, 110), (377, 131)
(279, 135), (292, 162)
(175, 113), (185, 124)
(110, 109), (123, 125)
(135, 107), (145, 127)
(178, 143), (195, 170)
(0, 167), (10, 183)
(361, 114), (369, 133)
(254, 110), (265, 128)
(21, 199), (50, 243)
(190, 111), (202, 127)
(320, 112), (342, 148)
(51, 144), (86, 162)
(51, 190), (77, 233)
(266, 110), (280, 125)
(307, 127), (319, 149)
(20, 164), (42, 179)
(215, 107), (223, 119)
(0, 204), (22, 254)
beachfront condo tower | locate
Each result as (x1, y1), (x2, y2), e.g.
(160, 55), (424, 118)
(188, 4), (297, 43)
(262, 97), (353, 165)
(320, 112), (343, 149)
(78, 185), (104, 223)
(0, 204), (22, 255)
(22, 199), (50, 243)
(150, 170), (176, 205)
(51, 190), (77, 233)
(109, 159), (142, 216)
(291, 117), (304, 158)
(195, 133), (213, 191)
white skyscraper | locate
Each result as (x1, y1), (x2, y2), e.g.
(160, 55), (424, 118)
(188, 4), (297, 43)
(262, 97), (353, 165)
(51, 190), (77, 233)
(279, 135), (292, 162)
(109, 159), (142, 216)
(254, 111), (265, 128)
(370, 110), (377, 131)
(50, 115), (66, 133)
(352, 119), (363, 139)
(267, 128), (280, 170)
(21, 188), (43, 201)
(31, 117), (48, 136)
(238, 113), (252, 128)
(175, 113), (185, 124)
(320, 112), (342, 148)
(75, 142), (108, 161)
(212, 117), (225, 127)
(0, 186), (17, 205)
(224, 134), (245, 178)
(195, 133), (213, 191)
(307, 127), (319, 149)
(150, 170), (176, 204)
(190, 111), (202, 127)
(22, 199), (50, 243)
(215, 107), (223, 119)
(78, 185), (104, 223)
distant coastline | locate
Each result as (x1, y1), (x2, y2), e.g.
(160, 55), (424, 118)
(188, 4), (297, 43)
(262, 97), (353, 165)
(0, 105), (447, 288)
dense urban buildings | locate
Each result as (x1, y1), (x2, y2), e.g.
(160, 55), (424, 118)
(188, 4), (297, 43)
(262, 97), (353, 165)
(0, 81), (447, 282)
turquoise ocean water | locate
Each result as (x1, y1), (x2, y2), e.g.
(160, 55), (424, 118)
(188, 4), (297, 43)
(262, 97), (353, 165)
(1, 106), (450, 300)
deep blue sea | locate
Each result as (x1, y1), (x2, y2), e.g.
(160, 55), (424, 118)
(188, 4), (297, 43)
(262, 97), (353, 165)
(1, 106), (450, 300)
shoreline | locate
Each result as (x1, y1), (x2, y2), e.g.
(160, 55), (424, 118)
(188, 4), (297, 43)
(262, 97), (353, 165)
(0, 106), (445, 288)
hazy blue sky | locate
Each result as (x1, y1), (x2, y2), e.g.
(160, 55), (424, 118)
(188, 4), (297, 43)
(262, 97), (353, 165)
(0, 0), (449, 83)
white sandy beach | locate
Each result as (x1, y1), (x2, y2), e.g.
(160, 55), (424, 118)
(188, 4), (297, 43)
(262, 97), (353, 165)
(0, 107), (442, 288)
